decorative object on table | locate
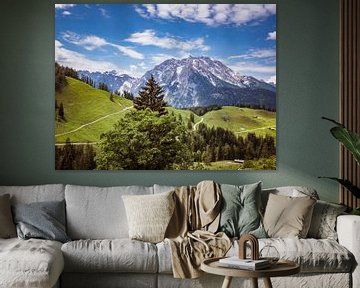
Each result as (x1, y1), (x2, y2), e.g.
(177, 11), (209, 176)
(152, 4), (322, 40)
(238, 234), (259, 260)
(259, 245), (280, 265)
(54, 4), (277, 171)
(320, 117), (360, 211)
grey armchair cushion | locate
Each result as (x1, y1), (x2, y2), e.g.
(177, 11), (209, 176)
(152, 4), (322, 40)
(12, 200), (70, 243)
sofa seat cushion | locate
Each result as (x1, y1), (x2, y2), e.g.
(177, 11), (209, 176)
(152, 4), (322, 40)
(232, 238), (353, 273)
(157, 238), (353, 274)
(62, 239), (158, 273)
(0, 238), (64, 288)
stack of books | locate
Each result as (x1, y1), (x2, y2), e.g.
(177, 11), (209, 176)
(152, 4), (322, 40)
(218, 257), (271, 270)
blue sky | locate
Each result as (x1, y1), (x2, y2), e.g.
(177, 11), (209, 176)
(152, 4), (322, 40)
(55, 4), (276, 83)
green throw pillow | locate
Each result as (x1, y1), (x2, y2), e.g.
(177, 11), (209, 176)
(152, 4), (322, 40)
(218, 182), (266, 238)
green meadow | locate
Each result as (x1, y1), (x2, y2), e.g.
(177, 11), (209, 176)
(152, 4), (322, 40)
(55, 77), (276, 144)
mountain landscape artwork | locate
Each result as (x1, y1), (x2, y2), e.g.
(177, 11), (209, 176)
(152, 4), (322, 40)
(55, 4), (277, 170)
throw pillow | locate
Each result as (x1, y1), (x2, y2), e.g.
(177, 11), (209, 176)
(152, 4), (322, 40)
(0, 194), (16, 238)
(12, 200), (70, 243)
(122, 191), (175, 243)
(307, 200), (347, 240)
(218, 182), (266, 238)
(263, 193), (316, 238)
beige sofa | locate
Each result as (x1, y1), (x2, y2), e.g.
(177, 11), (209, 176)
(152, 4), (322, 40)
(0, 184), (358, 288)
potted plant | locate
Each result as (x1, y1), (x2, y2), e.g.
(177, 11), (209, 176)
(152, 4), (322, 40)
(320, 117), (360, 215)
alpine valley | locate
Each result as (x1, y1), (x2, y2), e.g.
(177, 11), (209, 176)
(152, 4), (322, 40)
(79, 56), (276, 109)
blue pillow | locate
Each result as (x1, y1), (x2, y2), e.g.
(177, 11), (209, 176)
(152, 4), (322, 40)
(218, 182), (266, 238)
(12, 200), (70, 243)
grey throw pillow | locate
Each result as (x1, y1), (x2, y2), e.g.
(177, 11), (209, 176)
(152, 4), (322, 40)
(12, 200), (70, 243)
(307, 200), (347, 240)
(0, 194), (16, 238)
(218, 182), (266, 238)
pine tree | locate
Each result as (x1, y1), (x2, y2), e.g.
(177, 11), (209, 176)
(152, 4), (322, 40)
(58, 103), (65, 120)
(190, 113), (195, 123)
(133, 75), (167, 115)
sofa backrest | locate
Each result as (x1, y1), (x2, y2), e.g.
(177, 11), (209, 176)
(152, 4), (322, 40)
(0, 184), (65, 204)
(65, 184), (153, 240)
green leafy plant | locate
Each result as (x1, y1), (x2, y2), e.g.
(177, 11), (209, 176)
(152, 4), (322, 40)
(319, 117), (360, 199)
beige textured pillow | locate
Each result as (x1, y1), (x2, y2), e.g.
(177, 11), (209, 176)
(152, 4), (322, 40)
(122, 191), (175, 243)
(0, 194), (16, 238)
(263, 193), (316, 238)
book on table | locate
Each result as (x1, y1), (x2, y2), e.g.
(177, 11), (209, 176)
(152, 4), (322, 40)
(218, 257), (271, 270)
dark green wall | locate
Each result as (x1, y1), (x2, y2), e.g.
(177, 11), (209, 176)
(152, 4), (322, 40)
(0, 0), (340, 202)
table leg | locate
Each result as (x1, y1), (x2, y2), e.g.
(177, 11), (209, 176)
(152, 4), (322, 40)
(221, 276), (233, 288)
(263, 277), (273, 288)
(251, 278), (258, 288)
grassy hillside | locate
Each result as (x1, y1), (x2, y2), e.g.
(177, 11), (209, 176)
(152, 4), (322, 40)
(202, 106), (276, 137)
(55, 77), (133, 143)
(55, 77), (276, 144)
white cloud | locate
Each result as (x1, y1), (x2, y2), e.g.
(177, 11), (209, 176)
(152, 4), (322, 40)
(62, 32), (107, 50)
(151, 53), (178, 65)
(62, 11), (71, 16)
(267, 31), (276, 40)
(266, 75), (276, 84)
(229, 48), (276, 60)
(228, 61), (275, 80)
(99, 8), (110, 18)
(62, 31), (144, 59)
(111, 44), (144, 60)
(135, 4), (275, 26)
(55, 4), (75, 10)
(126, 29), (209, 52)
(55, 40), (127, 73)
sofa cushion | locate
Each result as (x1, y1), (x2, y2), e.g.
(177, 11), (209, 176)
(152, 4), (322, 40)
(218, 182), (266, 238)
(263, 194), (316, 238)
(12, 200), (70, 243)
(0, 194), (16, 238)
(0, 184), (65, 204)
(157, 238), (353, 274)
(122, 191), (175, 243)
(65, 185), (153, 239)
(307, 200), (347, 240)
(61, 239), (158, 273)
(0, 238), (64, 288)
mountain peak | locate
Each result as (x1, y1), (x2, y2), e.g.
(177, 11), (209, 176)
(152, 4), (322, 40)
(126, 56), (276, 109)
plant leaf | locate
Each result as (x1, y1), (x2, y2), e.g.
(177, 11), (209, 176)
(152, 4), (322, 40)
(322, 117), (360, 165)
(330, 127), (360, 165)
(322, 116), (344, 127)
(319, 177), (360, 198)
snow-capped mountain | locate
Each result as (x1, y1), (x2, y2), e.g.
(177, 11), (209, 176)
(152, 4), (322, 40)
(124, 56), (276, 109)
(78, 70), (136, 93)
(79, 56), (276, 109)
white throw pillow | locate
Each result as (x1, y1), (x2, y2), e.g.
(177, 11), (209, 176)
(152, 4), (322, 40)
(122, 191), (175, 243)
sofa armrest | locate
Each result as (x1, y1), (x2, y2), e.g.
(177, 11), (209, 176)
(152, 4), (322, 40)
(337, 215), (360, 288)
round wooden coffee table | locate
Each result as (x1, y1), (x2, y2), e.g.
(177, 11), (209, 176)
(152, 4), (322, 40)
(201, 257), (300, 288)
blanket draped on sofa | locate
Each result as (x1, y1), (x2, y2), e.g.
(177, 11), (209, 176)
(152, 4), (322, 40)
(165, 181), (231, 278)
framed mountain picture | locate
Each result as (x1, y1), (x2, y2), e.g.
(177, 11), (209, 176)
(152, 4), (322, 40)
(55, 4), (276, 170)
